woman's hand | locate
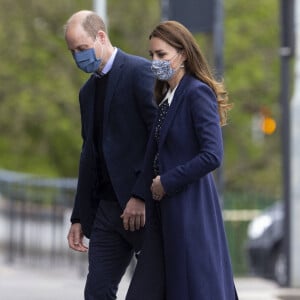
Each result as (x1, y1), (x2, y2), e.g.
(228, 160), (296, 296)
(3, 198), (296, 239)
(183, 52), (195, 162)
(151, 175), (166, 201)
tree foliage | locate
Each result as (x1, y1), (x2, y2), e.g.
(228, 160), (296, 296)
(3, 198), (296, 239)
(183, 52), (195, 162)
(223, 0), (282, 197)
(0, 0), (283, 196)
(0, 0), (92, 176)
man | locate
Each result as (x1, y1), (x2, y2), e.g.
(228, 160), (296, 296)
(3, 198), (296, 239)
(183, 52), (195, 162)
(65, 10), (157, 299)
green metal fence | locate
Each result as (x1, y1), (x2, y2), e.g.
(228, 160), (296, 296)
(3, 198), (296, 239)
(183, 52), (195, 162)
(223, 191), (278, 275)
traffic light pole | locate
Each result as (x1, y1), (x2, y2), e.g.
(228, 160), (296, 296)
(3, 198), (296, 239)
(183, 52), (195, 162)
(161, 0), (170, 21)
(279, 0), (294, 287)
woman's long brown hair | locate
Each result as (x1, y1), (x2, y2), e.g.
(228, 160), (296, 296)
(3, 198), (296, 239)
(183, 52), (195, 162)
(149, 21), (232, 126)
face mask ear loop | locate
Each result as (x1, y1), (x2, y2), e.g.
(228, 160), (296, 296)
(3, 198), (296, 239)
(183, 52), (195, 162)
(94, 37), (105, 69)
(172, 52), (185, 73)
(100, 45), (104, 62)
(168, 52), (178, 64)
(94, 36), (104, 60)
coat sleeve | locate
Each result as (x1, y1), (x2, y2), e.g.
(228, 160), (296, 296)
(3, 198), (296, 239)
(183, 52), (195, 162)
(160, 84), (223, 196)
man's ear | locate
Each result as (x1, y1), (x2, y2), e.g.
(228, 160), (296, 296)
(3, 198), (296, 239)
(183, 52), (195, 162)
(96, 30), (106, 43)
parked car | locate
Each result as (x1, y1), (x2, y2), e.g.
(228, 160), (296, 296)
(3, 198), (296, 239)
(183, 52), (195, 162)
(245, 201), (287, 286)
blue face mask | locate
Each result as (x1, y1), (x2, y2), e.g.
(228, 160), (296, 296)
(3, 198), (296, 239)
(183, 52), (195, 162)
(73, 48), (102, 73)
(151, 59), (175, 81)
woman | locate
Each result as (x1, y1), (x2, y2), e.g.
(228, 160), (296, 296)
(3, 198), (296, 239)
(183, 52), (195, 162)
(133, 21), (238, 300)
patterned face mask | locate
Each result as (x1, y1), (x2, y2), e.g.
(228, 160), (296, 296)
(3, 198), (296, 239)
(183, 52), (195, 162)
(151, 59), (175, 81)
(151, 53), (180, 81)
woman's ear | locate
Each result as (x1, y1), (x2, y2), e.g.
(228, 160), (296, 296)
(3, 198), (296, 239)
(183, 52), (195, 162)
(181, 51), (187, 61)
(179, 51), (187, 67)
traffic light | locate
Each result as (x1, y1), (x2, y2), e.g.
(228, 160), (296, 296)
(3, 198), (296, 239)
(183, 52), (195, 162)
(261, 116), (277, 135)
(259, 106), (277, 135)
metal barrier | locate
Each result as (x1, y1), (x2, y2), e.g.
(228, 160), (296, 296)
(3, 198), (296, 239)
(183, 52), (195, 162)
(0, 169), (87, 275)
(223, 191), (277, 275)
(0, 169), (277, 277)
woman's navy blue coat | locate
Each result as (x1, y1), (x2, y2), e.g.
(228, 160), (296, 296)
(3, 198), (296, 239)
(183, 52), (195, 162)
(139, 74), (238, 300)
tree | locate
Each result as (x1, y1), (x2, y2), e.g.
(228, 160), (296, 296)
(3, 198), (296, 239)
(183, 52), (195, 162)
(0, 0), (283, 197)
(0, 0), (92, 176)
(223, 0), (281, 197)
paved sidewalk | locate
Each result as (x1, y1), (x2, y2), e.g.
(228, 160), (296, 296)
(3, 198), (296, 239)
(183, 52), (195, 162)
(0, 261), (130, 300)
(1, 262), (300, 300)
(0, 263), (85, 300)
(235, 277), (300, 300)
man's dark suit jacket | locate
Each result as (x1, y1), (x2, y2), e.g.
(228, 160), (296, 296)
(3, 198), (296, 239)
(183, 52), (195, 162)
(71, 49), (157, 238)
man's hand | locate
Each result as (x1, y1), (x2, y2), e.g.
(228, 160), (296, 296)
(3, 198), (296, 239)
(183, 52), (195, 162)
(67, 223), (88, 252)
(120, 197), (145, 231)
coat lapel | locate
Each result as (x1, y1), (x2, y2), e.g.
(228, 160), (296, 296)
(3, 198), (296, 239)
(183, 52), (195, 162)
(158, 75), (188, 149)
(85, 77), (97, 140)
(103, 50), (125, 134)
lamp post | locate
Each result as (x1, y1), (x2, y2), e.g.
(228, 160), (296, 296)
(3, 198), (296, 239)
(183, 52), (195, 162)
(290, 0), (300, 288)
(93, 0), (107, 26)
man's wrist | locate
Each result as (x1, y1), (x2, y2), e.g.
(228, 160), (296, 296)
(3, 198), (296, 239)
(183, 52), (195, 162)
(131, 194), (145, 202)
(71, 218), (80, 224)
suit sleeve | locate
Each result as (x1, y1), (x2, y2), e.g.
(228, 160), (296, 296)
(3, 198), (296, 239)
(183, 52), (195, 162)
(70, 89), (93, 223)
(160, 84), (223, 195)
(133, 59), (157, 133)
(131, 129), (157, 201)
(131, 59), (157, 199)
